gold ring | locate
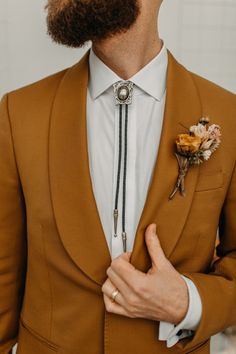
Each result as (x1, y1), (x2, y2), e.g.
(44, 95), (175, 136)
(111, 289), (119, 302)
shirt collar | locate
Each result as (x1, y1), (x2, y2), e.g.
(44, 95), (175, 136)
(88, 41), (168, 102)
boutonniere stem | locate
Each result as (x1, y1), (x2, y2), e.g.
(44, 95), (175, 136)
(169, 117), (221, 200)
(169, 154), (190, 199)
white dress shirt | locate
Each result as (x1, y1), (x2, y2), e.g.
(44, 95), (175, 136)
(86, 42), (202, 347)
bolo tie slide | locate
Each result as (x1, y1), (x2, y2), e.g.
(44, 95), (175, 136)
(112, 81), (134, 253)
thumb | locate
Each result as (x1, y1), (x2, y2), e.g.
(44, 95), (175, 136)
(145, 224), (167, 270)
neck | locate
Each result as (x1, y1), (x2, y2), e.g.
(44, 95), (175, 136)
(92, 4), (162, 80)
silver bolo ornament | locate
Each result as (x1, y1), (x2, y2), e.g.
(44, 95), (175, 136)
(113, 81), (134, 105)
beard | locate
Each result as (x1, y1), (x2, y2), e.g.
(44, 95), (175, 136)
(45, 0), (141, 48)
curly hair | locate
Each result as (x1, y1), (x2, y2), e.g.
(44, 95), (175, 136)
(46, 0), (141, 48)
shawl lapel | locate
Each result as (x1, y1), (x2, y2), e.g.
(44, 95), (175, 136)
(49, 49), (202, 284)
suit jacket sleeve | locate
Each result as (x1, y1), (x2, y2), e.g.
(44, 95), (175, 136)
(176, 157), (236, 351)
(0, 94), (27, 354)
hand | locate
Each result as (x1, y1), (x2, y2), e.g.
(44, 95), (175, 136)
(101, 223), (189, 324)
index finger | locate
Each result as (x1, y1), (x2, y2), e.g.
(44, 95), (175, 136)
(110, 253), (146, 286)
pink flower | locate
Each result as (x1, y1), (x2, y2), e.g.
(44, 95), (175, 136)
(208, 124), (221, 141)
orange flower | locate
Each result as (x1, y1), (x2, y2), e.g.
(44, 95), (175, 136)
(176, 134), (201, 154)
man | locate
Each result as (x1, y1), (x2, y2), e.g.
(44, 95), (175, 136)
(0, 0), (235, 353)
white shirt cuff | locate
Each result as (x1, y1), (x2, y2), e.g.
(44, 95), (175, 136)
(158, 275), (202, 348)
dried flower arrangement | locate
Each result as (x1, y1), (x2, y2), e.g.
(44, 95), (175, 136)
(169, 117), (221, 200)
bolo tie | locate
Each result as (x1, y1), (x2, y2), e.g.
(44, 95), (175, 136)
(112, 80), (134, 253)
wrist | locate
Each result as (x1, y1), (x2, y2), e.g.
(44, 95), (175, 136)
(173, 276), (189, 324)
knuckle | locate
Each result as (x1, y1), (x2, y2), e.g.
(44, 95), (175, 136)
(106, 267), (111, 276)
(111, 258), (121, 269)
(132, 283), (141, 294)
(126, 293), (137, 307)
(133, 281), (148, 296)
(105, 302), (113, 313)
(141, 289), (151, 301)
(135, 280), (149, 298)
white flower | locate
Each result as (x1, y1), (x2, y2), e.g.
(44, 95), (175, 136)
(202, 150), (212, 160)
(200, 139), (214, 150)
(189, 123), (208, 139)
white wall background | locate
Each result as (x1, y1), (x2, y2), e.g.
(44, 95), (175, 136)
(0, 0), (236, 98)
(0, 1), (236, 353)
(159, 0), (236, 93)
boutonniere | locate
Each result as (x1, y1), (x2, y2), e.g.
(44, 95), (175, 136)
(169, 117), (221, 200)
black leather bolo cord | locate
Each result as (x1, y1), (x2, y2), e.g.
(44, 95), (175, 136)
(113, 81), (134, 253)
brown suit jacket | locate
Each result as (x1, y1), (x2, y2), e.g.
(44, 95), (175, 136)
(0, 48), (236, 354)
